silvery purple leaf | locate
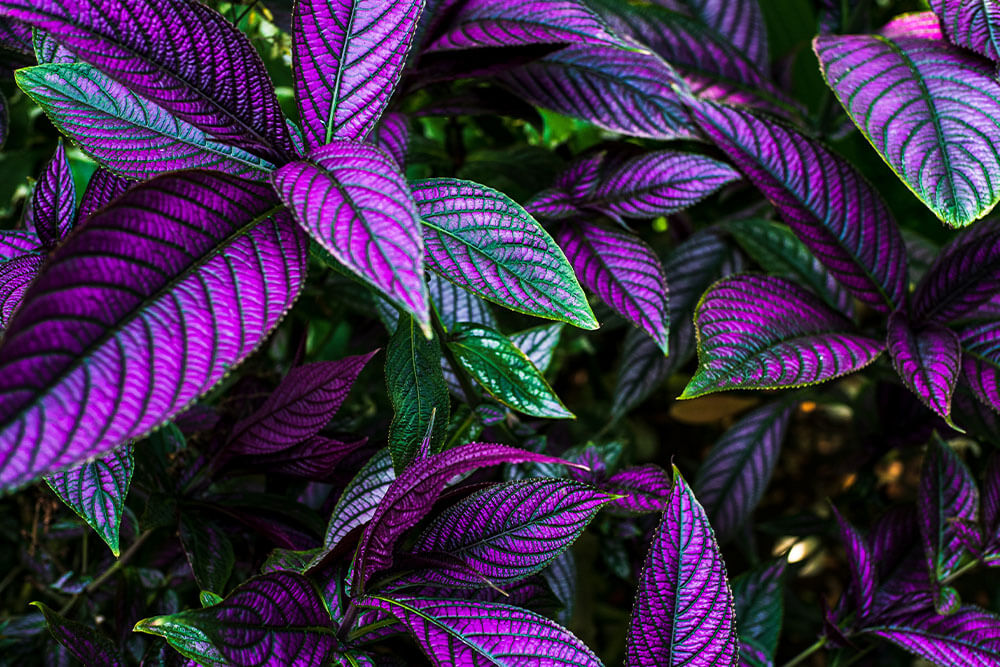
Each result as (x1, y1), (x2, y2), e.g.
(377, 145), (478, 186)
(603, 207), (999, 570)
(135, 572), (336, 666)
(887, 311), (962, 421)
(293, 0), (422, 147)
(352, 442), (571, 593)
(681, 275), (883, 398)
(317, 449), (396, 559)
(227, 353), (375, 455)
(556, 221), (668, 353)
(689, 100), (907, 313)
(403, 478), (611, 587)
(0, 230), (39, 262)
(273, 141), (429, 332)
(357, 596), (602, 667)
(0, 254), (42, 329)
(496, 43), (697, 141)
(16, 63), (274, 180)
(31, 602), (125, 667)
(881, 11), (945, 40)
(428, 273), (497, 331)
(510, 323), (563, 374)
(0, 0), (296, 162)
(929, 0), (1000, 59)
(654, 0), (769, 70)
(0, 171), (307, 493)
(732, 559), (785, 661)
(605, 465), (672, 513)
(694, 401), (793, 542)
(76, 168), (130, 224)
(410, 178), (597, 330)
(373, 112), (409, 170)
(543, 549), (577, 625)
(861, 606), (1000, 665)
(625, 467), (738, 666)
(25, 140), (74, 249)
(831, 506), (876, 621)
(44, 445), (132, 556)
(815, 33), (1000, 227)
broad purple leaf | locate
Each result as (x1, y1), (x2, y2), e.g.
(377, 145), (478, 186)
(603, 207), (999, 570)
(557, 221), (668, 352)
(0, 254), (42, 329)
(76, 168), (130, 224)
(681, 275), (883, 398)
(0, 171), (307, 493)
(815, 33), (1000, 227)
(861, 606), (1000, 665)
(25, 140), (74, 248)
(881, 11), (945, 40)
(227, 353), (375, 455)
(44, 445), (133, 556)
(887, 311), (962, 420)
(0, 230), (39, 262)
(625, 467), (738, 666)
(251, 436), (366, 481)
(831, 506), (876, 621)
(655, 0), (769, 70)
(0, 0), (295, 162)
(870, 505), (920, 582)
(32, 602), (125, 667)
(317, 449), (396, 559)
(410, 178), (597, 330)
(731, 560), (785, 660)
(358, 596), (602, 667)
(273, 141), (429, 331)
(428, 272), (497, 331)
(16, 63), (275, 180)
(496, 43), (697, 141)
(135, 572), (336, 666)
(373, 112), (409, 170)
(293, 0), (422, 147)
(689, 99), (907, 313)
(929, 0), (1000, 59)
(694, 401), (793, 542)
(32, 27), (75, 64)
(606, 465), (672, 513)
(404, 479), (612, 587)
(426, 0), (618, 51)
(353, 442), (570, 593)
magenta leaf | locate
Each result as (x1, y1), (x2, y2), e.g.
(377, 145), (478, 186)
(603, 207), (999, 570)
(605, 465), (672, 514)
(681, 275), (884, 398)
(881, 11), (945, 40)
(273, 141), (429, 332)
(44, 445), (133, 556)
(0, 171), (307, 493)
(25, 140), (74, 249)
(830, 506), (876, 621)
(293, 0), (422, 147)
(76, 168), (130, 224)
(887, 311), (962, 421)
(861, 606), (1000, 665)
(32, 27), (75, 64)
(557, 221), (668, 353)
(625, 466), (738, 666)
(0, 254), (42, 330)
(689, 99), (908, 313)
(32, 602), (125, 667)
(0, 230), (40, 262)
(929, 0), (1000, 60)
(656, 0), (769, 70)
(357, 596), (602, 666)
(694, 400), (794, 542)
(0, 0), (295, 163)
(372, 112), (409, 170)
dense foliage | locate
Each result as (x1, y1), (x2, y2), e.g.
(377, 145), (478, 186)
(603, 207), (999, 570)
(0, 0), (999, 665)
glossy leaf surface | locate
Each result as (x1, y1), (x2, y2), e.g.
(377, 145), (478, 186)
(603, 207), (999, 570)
(0, 230), (40, 262)
(606, 465), (672, 513)
(658, 0), (769, 69)
(887, 312), (961, 420)
(510, 323), (563, 374)
(428, 272), (497, 331)
(958, 318), (1000, 412)
(732, 560), (785, 660)
(831, 507), (876, 620)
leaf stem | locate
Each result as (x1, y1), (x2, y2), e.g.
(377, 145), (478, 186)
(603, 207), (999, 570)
(782, 636), (827, 667)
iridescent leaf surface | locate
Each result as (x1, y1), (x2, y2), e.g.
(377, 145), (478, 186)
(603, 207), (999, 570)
(358, 596), (602, 667)
(0, 0), (296, 162)
(815, 33), (1000, 227)
(689, 99), (907, 312)
(25, 140), (74, 249)
(76, 168), (130, 224)
(447, 323), (573, 419)
(861, 606), (1000, 665)
(411, 178), (597, 329)
(0, 254), (42, 329)
(929, 0), (1000, 59)
(831, 506), (876, 620)
(273, 141), (429, 331)
(0, 171), (307, 493)
(44, 445), (132, 556)
(17, 63), (274, 180)
(32, 27), (75, 64)
(694, 401), (794, 542)
(293, 0), (422, 147)
(179, 513), (235, 595)
(32, 602), (125, 667)
(887, 311), (962, 420)
(681, 275), (883, 398)
(318, 448), (396, 557)
(625, 467), (738, 666)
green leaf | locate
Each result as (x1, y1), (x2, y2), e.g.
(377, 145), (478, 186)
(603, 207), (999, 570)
(179, 513), (234, 595)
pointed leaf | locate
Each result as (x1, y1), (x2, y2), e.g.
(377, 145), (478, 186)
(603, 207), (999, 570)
(0, 254), (42, 329)
(273, 141), (429, 331)
(44, 445), (133, 556)
(887, 311), (962, 420)
(358, 596), (602, 667)
(32, 602), (125, 667)
(0, 230), (40, 262)
(605, 465), (672, 513)
(831, 507), (876, 621)
(929, 0), (1000, 60)
(731, 560), (785, 659)
(428, 272), (497, 331)
(26, 140), (74, 248)
(410, 177), (597, 329)
(681, 275), (883, 398)
(17, 63), (275, 180)
(76, 168), (130, 224)
(293, 0), (422, 147)
(319, 448), (396, 556)
(861, 606), (1000, 665)
(447, 323), (573, 419)
(625, 467), (738, 666)
(373, 112), (409, 170)
(510, 323), (563, 374)
(0, 171), (307, 493)
(689, 99), (907, 312)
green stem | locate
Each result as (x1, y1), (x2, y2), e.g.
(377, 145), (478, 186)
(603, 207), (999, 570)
(782, 636), (828, 667)
(86, 530), (153, 594)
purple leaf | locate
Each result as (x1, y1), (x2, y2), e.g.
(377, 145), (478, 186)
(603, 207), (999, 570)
(372, 112), (409, 170)
(44, 445), (133, 556)
(870, 505), (920, 582)
(16, 63), (275, 180)
(0, 254), (42, 329)
(353, 441), (571, 593)
(411, 178), (597, 330)
(357, 596), (602, 667)
(135, 572), (336, 666)
(881, 11), (945, 40)
(32, 27), (75, 64)
(681, 275), (884, 398)
(0, 171), (307, 493)
(695, 401), (793, 542)
(293, 0), (422, 147)
(543, 549), (577, 625)
(25, 140), (74, 248)
(76, 168), (130, 224)
(557, 221), (669, 352)
(831, 506), (877, 621)
(887, 312), (962, 421)
(929, 0), (1000, 59)
(317, 449), (396, 559)
(251, 436), (366, 481)
(625, 467), (738, 666)
(654, 0), (769, 70)
(31, 602), (125, 667)
(861, 606), (1000, 664)
(688, 99), (908, 313)
(732, 559), (786, 660)
(273, 141), (429, 331)
(403, 478), (612, 587)
(605, 465), (672, 513)
(815, 33), (1000, 227)
(227, 353), (376, 455)
(0, 0), (295, 162)
(496, 43), (697, 141)
(0, 230), (40, 262)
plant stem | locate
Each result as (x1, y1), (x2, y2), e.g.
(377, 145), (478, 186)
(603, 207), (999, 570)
(338, 600), (360, 643)
(783, 636), (828, 667)
(86, 530), (153, 594)
(431, 311), (480, 408)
